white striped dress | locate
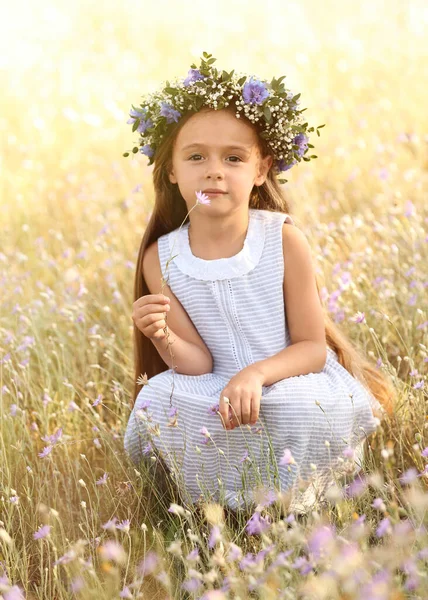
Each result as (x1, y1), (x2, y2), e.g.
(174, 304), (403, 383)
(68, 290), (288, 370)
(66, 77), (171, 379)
(124, 208), (383, 512)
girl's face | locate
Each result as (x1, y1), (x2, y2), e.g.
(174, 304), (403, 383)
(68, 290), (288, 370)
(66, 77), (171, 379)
(168, 108), (273, 215)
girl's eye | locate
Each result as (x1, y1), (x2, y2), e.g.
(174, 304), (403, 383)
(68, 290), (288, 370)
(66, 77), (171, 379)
(188, 154), (242, 162)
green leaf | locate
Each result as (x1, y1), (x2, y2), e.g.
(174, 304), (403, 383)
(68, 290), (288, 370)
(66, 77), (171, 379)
(307, 144), (314, 148)
(263, 105), (272, 123)
(277, 75), (286, 84)
(237, 76), (246, 86)
(270, 97), (281, 106)
(190, 63), (197, 69)
(123, 152), (130, 157)
(132, 147), (139, 154)
(132, 119), (140, 132)
(309, 155), (318, 158)
(317, 124), (326, 129)
(207, 58), (217, 64)
(164, 87), (178, 95)
(278, 178), (288, 184)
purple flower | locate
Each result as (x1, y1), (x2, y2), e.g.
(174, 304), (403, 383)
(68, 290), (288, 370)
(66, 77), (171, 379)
(245, 511), (271, 535)
(307, 525), (336, 561)
(38, 445), (53, 458)
(208, 402), (220, 416)
(399, 467), (419, 485)
(160, 102), (181, 124)
(421, 447), (428, 457)
(242, 77), (270, 105)
(183, 68), (206, 87)
(92, 394), (102, 407)
(168, 405), (178, 418)
(376, 517), (392, 537)
(137, 117), (154, 134)
(208, 525), (222, 548)
(276, 133), (309, 172)
(96, 473), (109, 485)
(33, 525), (51, 540)
(119, 586), (133, 599)
(279, 448), (295, 466)
(140, 144), (154, 158)
(127, 107), (145, 124)
(127, 107), (154, 133)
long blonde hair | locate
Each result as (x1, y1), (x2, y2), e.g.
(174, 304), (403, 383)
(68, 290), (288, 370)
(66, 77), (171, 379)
(132, 106), (396, 418)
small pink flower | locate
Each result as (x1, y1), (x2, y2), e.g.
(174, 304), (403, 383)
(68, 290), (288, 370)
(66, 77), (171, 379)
(195, 190), (211, 205)
(279, 448), (295, 466)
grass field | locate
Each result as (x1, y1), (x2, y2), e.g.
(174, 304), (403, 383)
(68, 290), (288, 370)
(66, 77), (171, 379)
(1, 1), (427, 598)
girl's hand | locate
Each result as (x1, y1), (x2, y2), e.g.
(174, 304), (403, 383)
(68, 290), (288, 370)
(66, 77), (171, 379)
(132, 294), (170, 340)
(219, 366), (265, 430)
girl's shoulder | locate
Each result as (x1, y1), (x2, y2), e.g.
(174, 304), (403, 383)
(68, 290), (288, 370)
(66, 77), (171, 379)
(251, 208), (296, 226)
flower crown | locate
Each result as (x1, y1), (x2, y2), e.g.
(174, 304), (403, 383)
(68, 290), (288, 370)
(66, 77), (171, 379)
(124, 52), (325, 183)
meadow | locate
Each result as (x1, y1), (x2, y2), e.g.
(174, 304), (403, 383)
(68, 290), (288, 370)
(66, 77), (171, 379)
(0, 0), (427, 598)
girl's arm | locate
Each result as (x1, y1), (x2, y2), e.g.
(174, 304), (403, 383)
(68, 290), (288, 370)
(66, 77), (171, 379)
(142, 240), (213, 375)
(250, 223), (327, 386)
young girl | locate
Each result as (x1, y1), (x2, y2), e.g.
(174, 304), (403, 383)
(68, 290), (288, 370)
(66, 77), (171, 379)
(123, 53), (395, 513)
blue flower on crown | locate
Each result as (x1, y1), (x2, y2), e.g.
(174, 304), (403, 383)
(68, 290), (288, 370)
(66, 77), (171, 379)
(160, 102), (181, 124)
(276, 133), (309, 172)
(242, 77), (270, 105)
(183, 68), (206, 87)
(127, 107), (153, 134)
(140, 144), (154, 158)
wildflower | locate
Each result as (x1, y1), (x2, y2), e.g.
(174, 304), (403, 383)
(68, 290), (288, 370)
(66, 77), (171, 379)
(376, 517), (392, 537)
(186, 547), (200, 562)
(96, 473), (108, 485)
(200, 426), (212, 445)
(307, 525), (336, 561)
(208, 402), (220, 416)
(242, 77), (270, 105)
(136, 550), (159, 576)
(371, 498), (386, 511)
(208, 524), (222, 548)
(116, 519), (130, 533)
(245, 511), (271, 535)
(38, 445), (53, 458)
(342, 446), (355, 459)
(195, 190), (211, 205)
(160, 102), (181, 124)
(353, 311), (366, 323)
(183, 68), (206, 87)
(399, 467), (419, 485)
(92, 394), (102, 407)
(119, 587), (133, 599)
(78, 479), (86, 488)
(279, 448), (295, 466)
(98, 540), (127, 564)
(33, 525), (51, 540)
(102, 518), (118, 531)
(140, 144), (154, 157)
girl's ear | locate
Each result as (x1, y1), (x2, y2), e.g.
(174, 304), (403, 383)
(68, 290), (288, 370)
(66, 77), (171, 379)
(169, 170), (177, 184)
(255, 155), (273, 186)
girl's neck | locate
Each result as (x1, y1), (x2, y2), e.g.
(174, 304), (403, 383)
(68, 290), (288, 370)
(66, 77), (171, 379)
(187, 213), (250, 261)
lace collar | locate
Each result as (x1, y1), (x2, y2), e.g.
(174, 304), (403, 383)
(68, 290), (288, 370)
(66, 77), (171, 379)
(168, 208), (266, 281)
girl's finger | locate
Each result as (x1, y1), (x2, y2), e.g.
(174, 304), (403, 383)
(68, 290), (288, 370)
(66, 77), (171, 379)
(241, 394), (252, 426)
(250, 396), (259, 425)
